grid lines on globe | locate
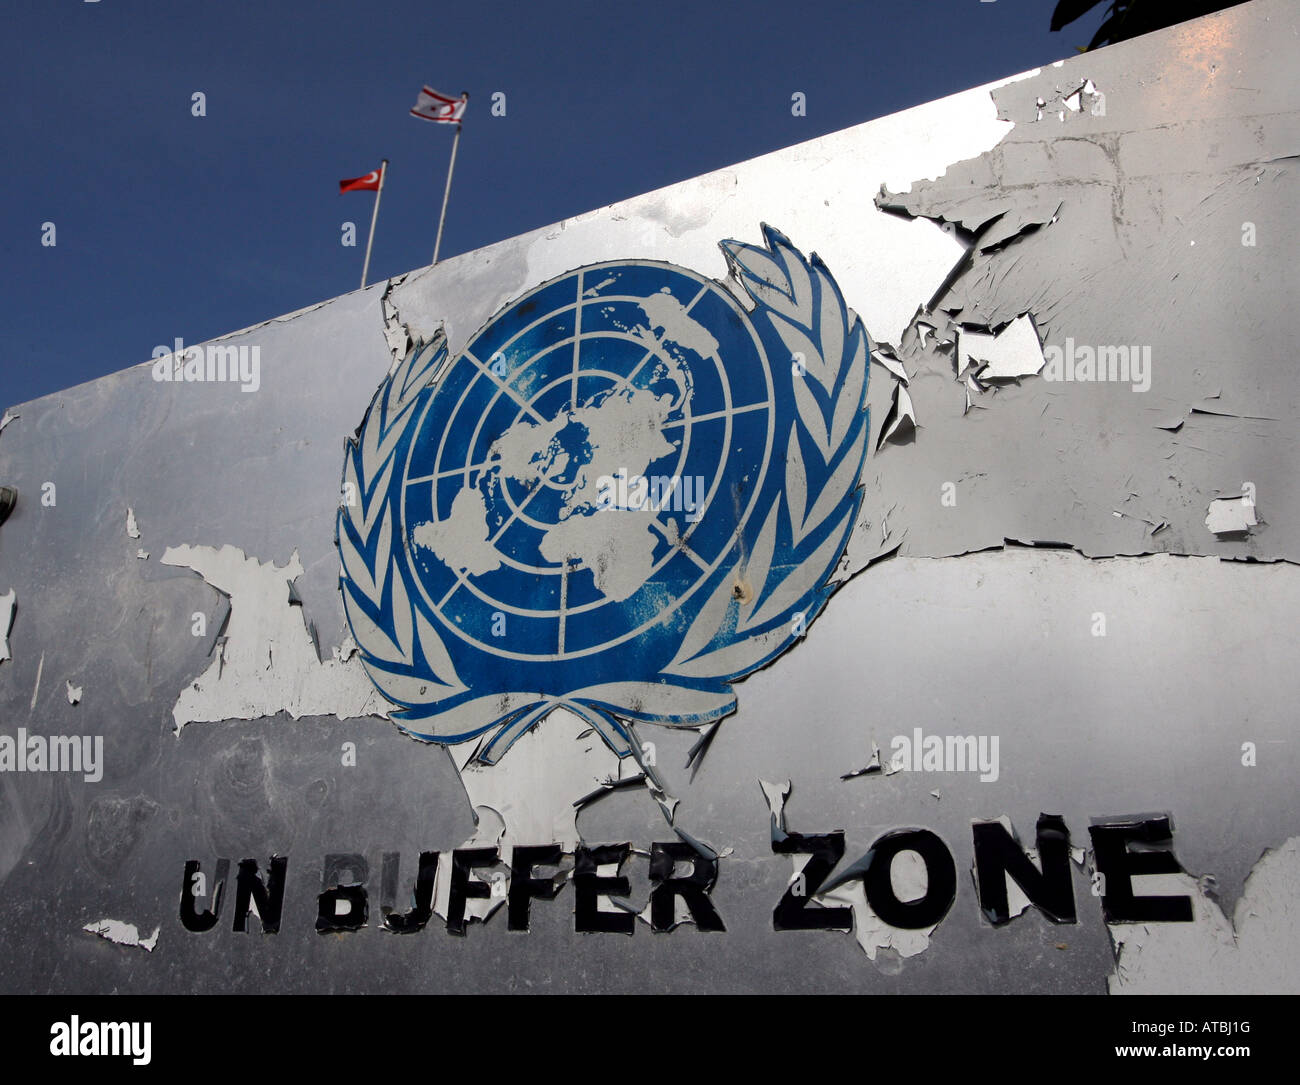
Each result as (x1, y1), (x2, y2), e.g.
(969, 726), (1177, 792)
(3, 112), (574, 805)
(401, 262), (775, 661)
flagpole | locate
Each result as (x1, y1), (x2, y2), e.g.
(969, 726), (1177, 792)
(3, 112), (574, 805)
(360, 158), (388, 290)
(433, 96), (467, 266)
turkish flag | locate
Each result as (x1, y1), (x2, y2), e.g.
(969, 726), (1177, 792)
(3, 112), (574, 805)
(339, 166), (383, 194)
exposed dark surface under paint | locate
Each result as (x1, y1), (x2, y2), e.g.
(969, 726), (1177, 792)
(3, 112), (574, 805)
(0, 0), (1296, 993)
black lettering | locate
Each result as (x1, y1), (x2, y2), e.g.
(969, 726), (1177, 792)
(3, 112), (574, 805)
(649, 841), (725, 932)
(179, 858), (228, 933)
(973, 814), (1076, 925)
(380, 850), (438, 934)
(232, 856), (288, 933)
(860, 829), (955, 929)
(508, 844), (563, 931)
(574, 844), (635, 935)
(772, 831), (852, 930)
(446, 846), (498, 935)
(316, 853), (369, 933)
(1089, 815), (1193, 923)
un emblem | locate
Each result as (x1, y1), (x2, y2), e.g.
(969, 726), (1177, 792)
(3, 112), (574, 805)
(338, 226), (870, 763)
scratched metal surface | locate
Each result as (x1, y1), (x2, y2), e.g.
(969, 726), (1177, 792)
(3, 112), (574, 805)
(0, 0), (1296, 993)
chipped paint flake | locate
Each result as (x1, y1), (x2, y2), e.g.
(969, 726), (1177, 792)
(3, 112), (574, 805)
(458, 707), (625, 852)
(83, 919), (160, 952)
(65, 680), (81, 705)
(380, 274), (414, 369)
(161, 543), (390, 732)
(762, 778), (934, 964)
(877, 383), (917, 449)
(0, 589), (14, 664)
(125, 508), (141, 539)
(840, 742), (884, 780)
(959, 314), (1045, 383)
(759, 778), (792, 835)
(818, 850), (937, 962)
(871, 348), (910, 384)
(1108, 837), (1300, 994)
(1205, 496), (1257, 536)
(28, 651), (43, 709)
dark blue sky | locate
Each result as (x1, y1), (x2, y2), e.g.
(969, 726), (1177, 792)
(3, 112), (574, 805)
(2, 0), (1102, 409)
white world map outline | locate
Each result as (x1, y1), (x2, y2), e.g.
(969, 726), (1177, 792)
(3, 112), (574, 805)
(397, 262), (776, 661)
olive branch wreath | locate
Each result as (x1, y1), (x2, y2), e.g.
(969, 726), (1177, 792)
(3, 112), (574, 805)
(662, 226), (870, 680)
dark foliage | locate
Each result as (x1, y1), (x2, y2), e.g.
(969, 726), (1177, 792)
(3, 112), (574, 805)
(1050, 0), (1248, 51)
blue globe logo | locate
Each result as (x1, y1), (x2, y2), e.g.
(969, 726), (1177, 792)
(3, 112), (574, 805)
(339, 228), (871, 763)
(401, 262), (775, 665)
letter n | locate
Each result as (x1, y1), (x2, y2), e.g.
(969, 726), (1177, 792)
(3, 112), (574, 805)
(972, 814), (1076, 925)
(232, 856), (288, 933)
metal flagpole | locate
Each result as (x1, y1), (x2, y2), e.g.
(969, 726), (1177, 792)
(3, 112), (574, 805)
(433, 98), (467, 265)
(360, 158), (388, 290)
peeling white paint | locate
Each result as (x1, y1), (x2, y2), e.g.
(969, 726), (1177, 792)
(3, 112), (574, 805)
(959, 315), (1045, 383)
(878, 383), (917, 447)
(432, 805), (509, 927)
(126, 508), (141, 539)
(841, 743), (883, 779)
(1031, 78), (1101, 124)
(759, 777), (934, 962)
(759, 778), (791, 827)
(29, 652), (42, 709)
(1205, 496), (1257, 535)
(83, 919), (159, 952)
(65, 681), (81, 705)
(0, 589), (13, 664)
(160, 543), (390, 732)
(1108, 837), (1300, 994)
(455, 707), (626, 852)
(0, 409), (17, 435)
(428, 707), (635, 926)
(819, 851), (937, 961)
(759, 778), (817, 931)
(136, 549), (149, 561)
(380, 275), (415, 369)
(393, 68), (1030, 359)
(871, 350), (910, 384)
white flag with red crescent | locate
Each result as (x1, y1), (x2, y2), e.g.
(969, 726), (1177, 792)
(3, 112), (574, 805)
(410, 86), (467, 124)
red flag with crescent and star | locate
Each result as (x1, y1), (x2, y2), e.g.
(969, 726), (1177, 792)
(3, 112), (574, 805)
(339, 165), (383, 194)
